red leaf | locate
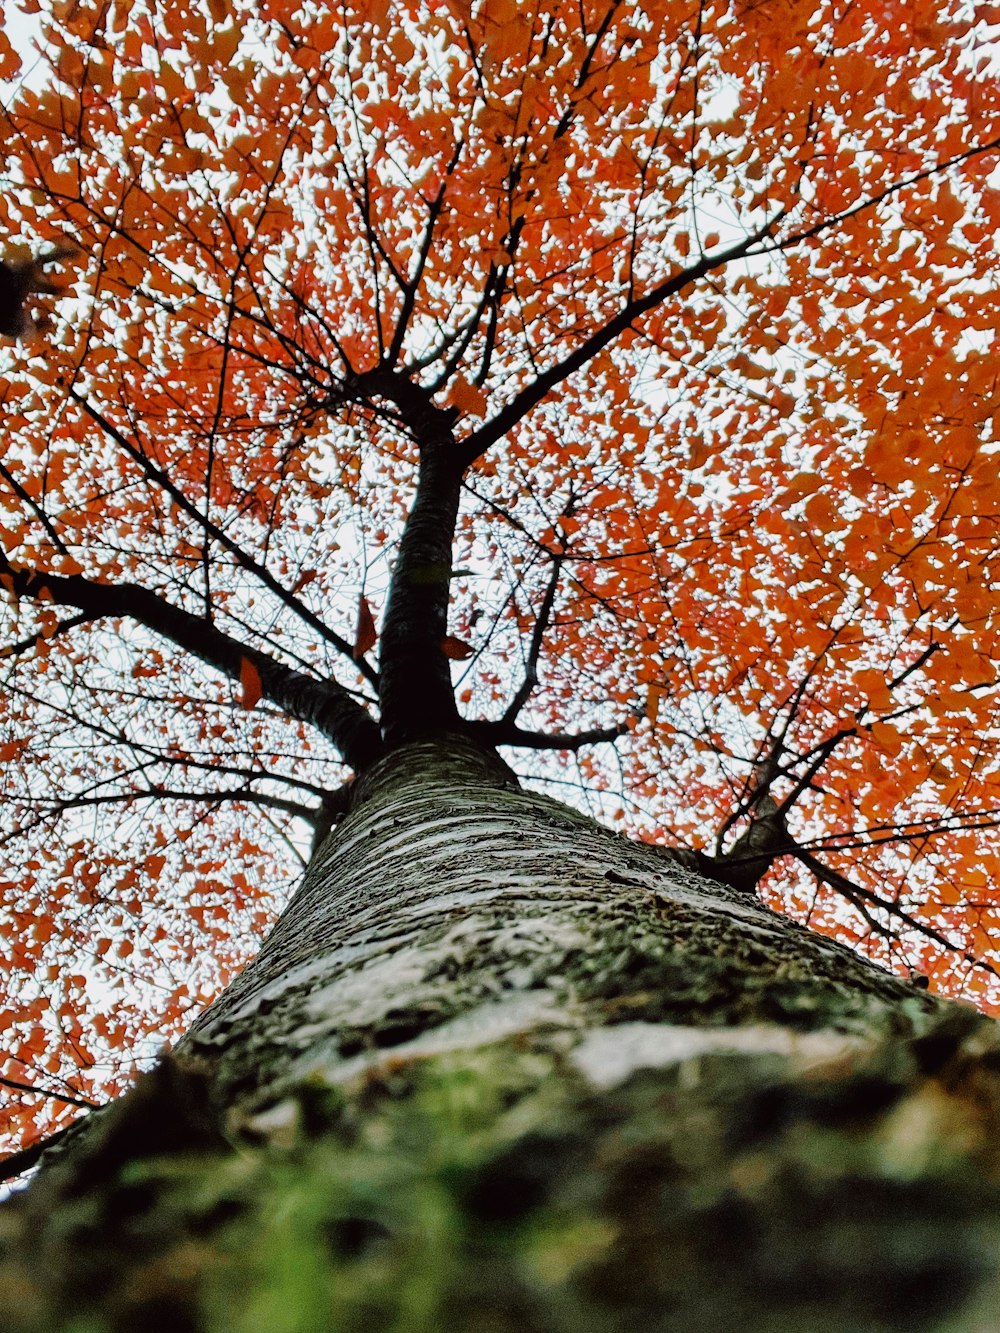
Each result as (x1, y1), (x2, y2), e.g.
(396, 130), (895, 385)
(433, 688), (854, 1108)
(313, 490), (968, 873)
(440, 635), (473, 660)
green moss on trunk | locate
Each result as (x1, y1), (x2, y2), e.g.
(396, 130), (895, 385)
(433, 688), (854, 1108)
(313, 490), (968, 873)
(4, 1003), (1000, 1332)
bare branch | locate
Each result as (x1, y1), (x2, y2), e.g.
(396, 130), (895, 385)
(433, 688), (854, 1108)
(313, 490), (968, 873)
(795, 846), (1000, 981)
(0, 1073), (99, 1112)
(68, 389), (379, 688)
(0, 556), (383, 772)
(468, 718), (631, 750)
(502, 551), (564, 725)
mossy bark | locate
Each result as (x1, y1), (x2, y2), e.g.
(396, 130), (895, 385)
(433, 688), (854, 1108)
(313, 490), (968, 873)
(3, 737), (1000, 1331)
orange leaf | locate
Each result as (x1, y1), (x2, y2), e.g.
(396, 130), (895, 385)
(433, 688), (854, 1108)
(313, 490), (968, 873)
(354, 596), (377, 659)
(239, 657), (263, 710)
(448, 376), (489, 417)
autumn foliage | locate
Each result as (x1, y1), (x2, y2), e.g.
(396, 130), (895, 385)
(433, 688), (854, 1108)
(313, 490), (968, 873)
(3, 0), (1000, 1153)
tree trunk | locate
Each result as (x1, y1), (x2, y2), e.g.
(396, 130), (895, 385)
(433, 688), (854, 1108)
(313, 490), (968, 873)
(3, 736), (1000, 1332)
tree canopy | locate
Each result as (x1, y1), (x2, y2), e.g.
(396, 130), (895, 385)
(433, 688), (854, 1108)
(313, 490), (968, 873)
(3, 0), (1000, 1154)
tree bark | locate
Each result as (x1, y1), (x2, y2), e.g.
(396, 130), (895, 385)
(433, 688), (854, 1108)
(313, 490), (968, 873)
(3, 736), (1000, 1332)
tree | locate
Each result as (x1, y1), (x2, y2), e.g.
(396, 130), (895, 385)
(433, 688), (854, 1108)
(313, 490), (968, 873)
(4, 0), (1000, 1324)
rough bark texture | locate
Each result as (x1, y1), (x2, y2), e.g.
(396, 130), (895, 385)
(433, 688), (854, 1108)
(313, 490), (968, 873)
(177, 737), (938, 1110)
(4, 737), (1000, 1332)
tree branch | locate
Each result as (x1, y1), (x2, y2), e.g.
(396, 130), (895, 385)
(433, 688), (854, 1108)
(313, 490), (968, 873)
(795, 845), (1000, 981)
(0, 1073), (99, 1112)
(467, 718), (631, 750)
(0, 556), (383, 772)
(775, 132), (1000, 253)
(35, 785), (317, 824)
(0, 611), (94, 660)
(0, 1122), (75, 1183)
(455, 212), (784, 466)
(68, 390), (379, 689)
(501, 551), (564, 725)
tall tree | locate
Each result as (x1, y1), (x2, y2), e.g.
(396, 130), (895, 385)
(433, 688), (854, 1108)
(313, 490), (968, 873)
(4, 0), (1000, 1324)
